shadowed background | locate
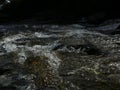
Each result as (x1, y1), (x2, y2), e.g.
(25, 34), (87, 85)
(0, 0), (120, 24)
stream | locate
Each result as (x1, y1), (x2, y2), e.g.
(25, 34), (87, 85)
(0, 19), (120, 90)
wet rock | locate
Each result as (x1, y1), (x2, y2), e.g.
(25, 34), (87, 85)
(0, 68), (11, 75)
(14, 37), (59, 46)
(53, 44), (102, 55)
(0, 86), (16, 90)
(24, 56), (60, 89)
(52, 44), (64, 51)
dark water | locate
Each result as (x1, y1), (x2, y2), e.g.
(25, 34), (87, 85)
(0, 19), (120, 90)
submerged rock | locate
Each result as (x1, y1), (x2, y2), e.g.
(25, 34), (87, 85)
(24, 56), (60, 89)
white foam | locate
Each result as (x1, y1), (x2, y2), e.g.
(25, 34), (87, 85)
(2, 43), (17, 53)
(17, 49), (27, 64)
(34, 32), (52, 38)
(1, 34), (26, 44)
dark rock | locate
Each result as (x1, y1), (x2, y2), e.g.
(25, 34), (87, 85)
(52, 44), (64, 51)
(78, 44), (102, 55)
(0, 68), (11, 75)
(0, 86), (16, 90)
(110, 30), (120, 35)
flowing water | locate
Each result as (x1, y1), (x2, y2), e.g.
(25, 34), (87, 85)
(0, 20), (120, 90)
